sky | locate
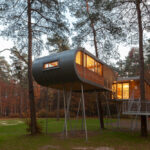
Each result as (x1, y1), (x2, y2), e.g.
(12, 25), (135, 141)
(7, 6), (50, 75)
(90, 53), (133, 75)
(0, 37), (131, 64)
(0, 37), (13, 63)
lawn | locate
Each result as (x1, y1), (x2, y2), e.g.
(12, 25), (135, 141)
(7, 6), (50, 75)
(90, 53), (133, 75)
(0, 118), (150, 150)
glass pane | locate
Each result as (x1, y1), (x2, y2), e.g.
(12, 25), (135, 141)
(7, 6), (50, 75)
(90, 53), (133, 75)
(87, 55), (95, 71)
(94, 61), (98, 73)
(117, 83), (122, 99)
(76, 51), (82, 65)
(83, 54), (87, 67)
(112, 84), (116, 99)
(50, 61), (58, 67)
(123, 83), (129, 99)
(112, 84), (116, 93)
(43, 61), (58, 69)
(97, 63), (102, 76)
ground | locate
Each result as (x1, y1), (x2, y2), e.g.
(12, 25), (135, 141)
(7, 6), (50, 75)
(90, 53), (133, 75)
(0, 118), (150, 150)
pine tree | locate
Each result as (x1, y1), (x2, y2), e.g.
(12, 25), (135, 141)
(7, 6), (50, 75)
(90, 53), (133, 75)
(66, 0), (125, 62)
(0, 0), (69, 135)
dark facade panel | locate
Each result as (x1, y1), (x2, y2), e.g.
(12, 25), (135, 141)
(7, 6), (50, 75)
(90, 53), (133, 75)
(32, 49), (79, 87)
(32, 48), (116, 91)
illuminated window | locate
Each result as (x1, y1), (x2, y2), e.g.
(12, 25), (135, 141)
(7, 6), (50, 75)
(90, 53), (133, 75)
(97, 63), (102, 76)
(76, 51), (82, 65)
(123, 83), (129, 99)
(112, 84), (117, 99)
(112, 84), (116, 93)
(43, 61), (58, 69)
(83, 53), (87, 67)
(75, 51), (103, 76)
(87, 55), (95, 72)
(117, 83), (122, 99)
(94, 61), (98, 73)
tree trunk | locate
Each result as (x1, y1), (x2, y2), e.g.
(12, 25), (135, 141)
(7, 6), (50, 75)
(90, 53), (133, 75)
(135, 0), (147, 137)
(27, 0), (38, 135)
(86, 0), (104, 129)
(98, 92), (104, 129)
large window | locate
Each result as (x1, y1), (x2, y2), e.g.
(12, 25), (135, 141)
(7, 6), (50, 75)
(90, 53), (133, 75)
(97, 63), (102, 76)
(112, 82), (129, 99)
(123, 83), (129, 99)
(117, 83), (122, 99)
(43, 61), (58, 69)
(112, 84), (117, 99)
(76, 51), (82, 65)
(75, 51), (103, 76)
(87, 55), (95, 72)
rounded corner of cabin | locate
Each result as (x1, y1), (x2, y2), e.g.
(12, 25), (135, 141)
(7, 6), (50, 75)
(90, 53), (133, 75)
(74, 50), (85, 83)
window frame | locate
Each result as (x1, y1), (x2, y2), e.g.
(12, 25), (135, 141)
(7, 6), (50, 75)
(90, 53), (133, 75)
(43, 60), (59, 71)
(113, 82), (130, 99)
(75, 51), (103, 76)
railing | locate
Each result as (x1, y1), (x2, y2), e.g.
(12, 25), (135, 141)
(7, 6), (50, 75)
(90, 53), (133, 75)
(122, 101), (150, 115)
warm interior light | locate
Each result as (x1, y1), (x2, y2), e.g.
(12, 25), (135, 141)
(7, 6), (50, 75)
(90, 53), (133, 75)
(43, 61), (58, 69)
(117, 83), (122, 99)
(130, 80), (133, 81)
(123, 83), (129, 99)
(113, 82), (129, 99)
(75, 51), (103, 76)
(76, 51), (82, 65)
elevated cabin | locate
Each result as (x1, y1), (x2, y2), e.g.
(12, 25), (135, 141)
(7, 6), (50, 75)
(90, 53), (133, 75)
(32, 48), (116, 92)
(112, 76), (150, 100)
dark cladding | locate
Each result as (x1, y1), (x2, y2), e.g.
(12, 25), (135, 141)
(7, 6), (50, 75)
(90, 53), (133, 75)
(32, 48), (116, 91)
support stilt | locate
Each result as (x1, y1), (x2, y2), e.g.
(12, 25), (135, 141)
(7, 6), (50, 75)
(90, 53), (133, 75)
(66, 89), (72, 131)
(75, 97), (81, 131)
(117, 103), (120, 128)
(105, 92), (111, 128)
(76, 98), (81, 120)
(63, 89), (67, 137)
(81, 84), (88, 141)
(45, 88), (49, 135)
(96, 91), (101, 131)
(56, 90), (60, 121)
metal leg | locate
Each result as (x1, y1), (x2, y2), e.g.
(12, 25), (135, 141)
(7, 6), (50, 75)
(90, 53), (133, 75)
(117, 103), (120, 128)
(75, 97), (82, 131)
(66, 89), (72, 131)
(76, 98), (81, 120)
(66, 89), (72, 120)
(96, 92), (101, 131)
(45, 88), (49, 135)
(81, 84), (88, 141)
(56, 90), (60, 121)
(63, 89), (67, 137)
(81, 96), (84, 131)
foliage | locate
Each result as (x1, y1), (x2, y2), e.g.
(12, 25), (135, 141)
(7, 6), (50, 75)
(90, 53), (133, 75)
(66, 0), (125, 62)
(0, 56), (10, 81)
(10, 47), (28, 87)
(145, 39), (150, 66)
(116, 47), (140, 77)
(0, 0), (69, 56)
(46, 33), (70, 53)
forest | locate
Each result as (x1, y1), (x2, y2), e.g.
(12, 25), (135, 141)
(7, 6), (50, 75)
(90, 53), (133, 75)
(0, 0), (150, 139)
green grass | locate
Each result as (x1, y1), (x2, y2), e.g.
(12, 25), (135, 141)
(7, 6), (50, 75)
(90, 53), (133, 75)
(0, 118), (150, 150)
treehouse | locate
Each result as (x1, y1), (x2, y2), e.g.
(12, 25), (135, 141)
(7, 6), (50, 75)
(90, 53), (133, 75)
(112, 76), (150, 100)
(32, 48), (116, 92)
